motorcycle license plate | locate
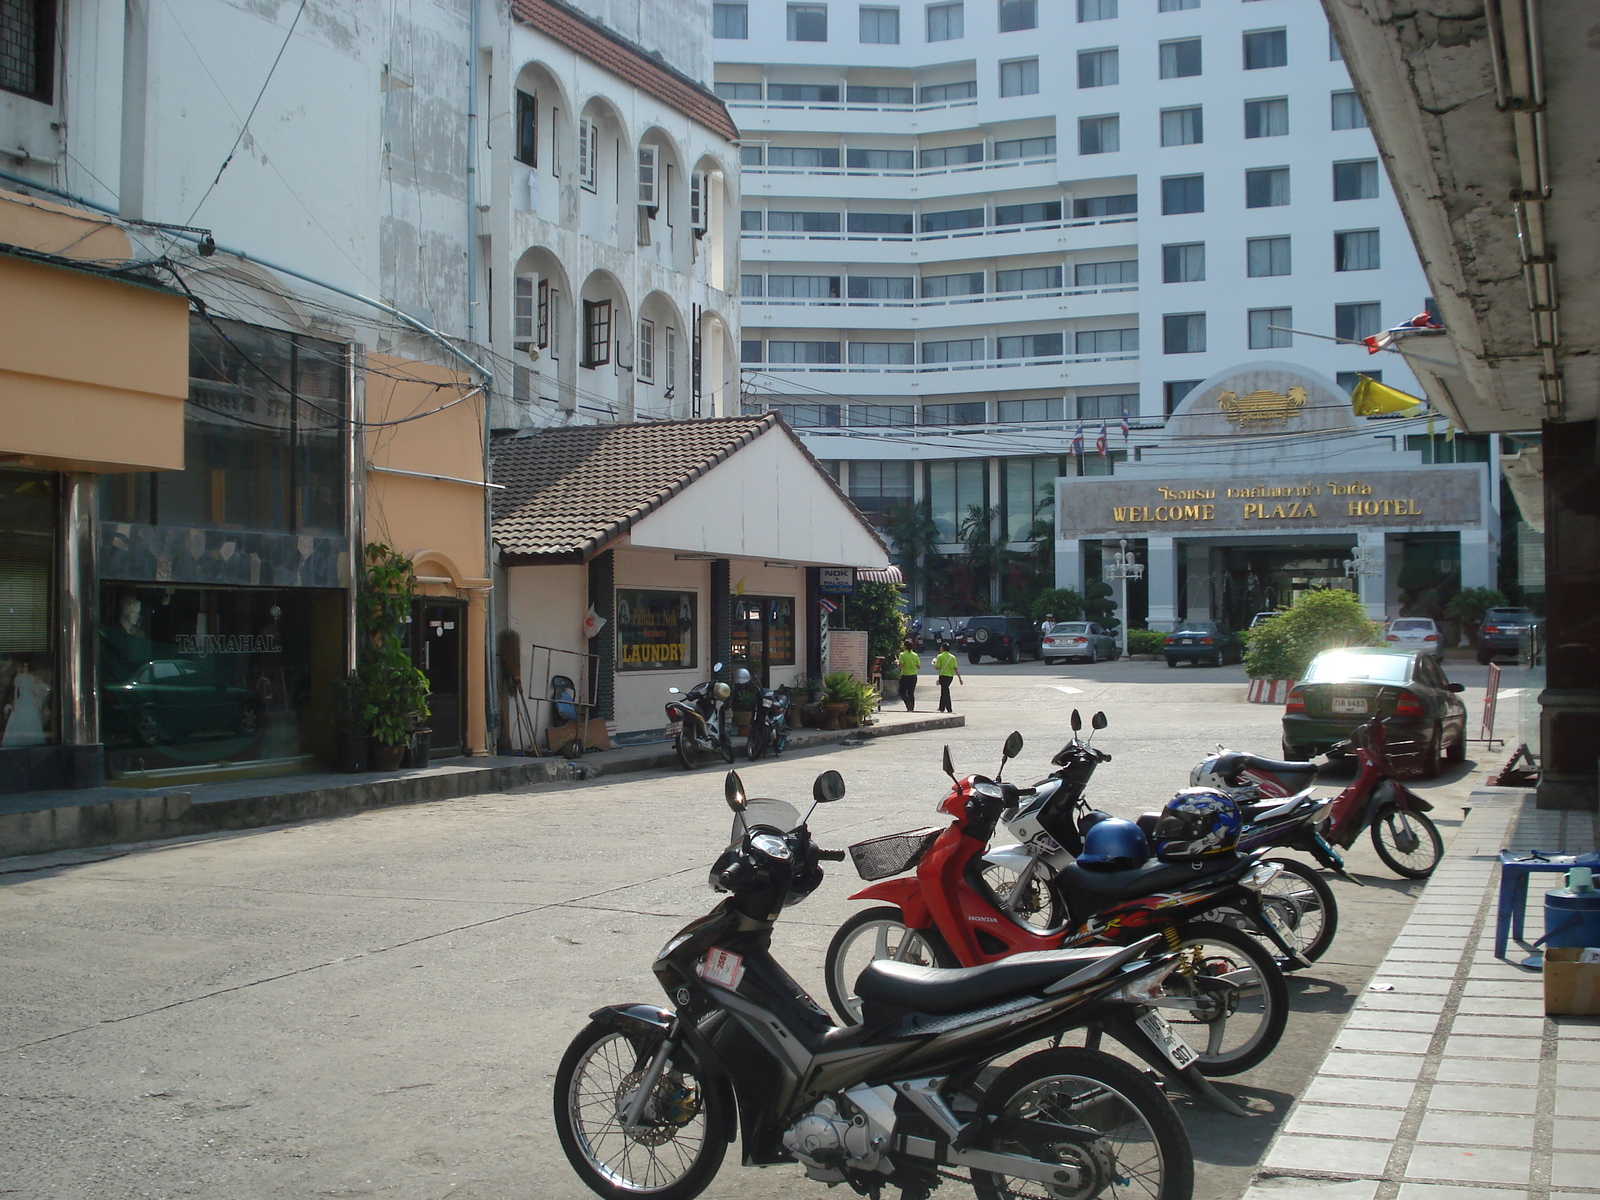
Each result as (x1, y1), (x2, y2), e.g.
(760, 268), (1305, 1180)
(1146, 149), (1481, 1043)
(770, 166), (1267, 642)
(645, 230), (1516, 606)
(666, 721), (683, 737)
(1135, 1009), (1198, 1069)
(1332, 697), (1369, 714)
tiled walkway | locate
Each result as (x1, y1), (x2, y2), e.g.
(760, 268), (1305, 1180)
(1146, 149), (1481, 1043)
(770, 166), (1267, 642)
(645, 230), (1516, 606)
(1245, 791), (1600, 1200)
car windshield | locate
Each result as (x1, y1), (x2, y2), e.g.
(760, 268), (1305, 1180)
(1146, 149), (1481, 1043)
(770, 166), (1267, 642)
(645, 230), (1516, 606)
(1487, 610), (1532, 622)
(1390, 619), (1433, 631)
(1303, 651), (1413, 685)
(1052, 623), (1089, 634)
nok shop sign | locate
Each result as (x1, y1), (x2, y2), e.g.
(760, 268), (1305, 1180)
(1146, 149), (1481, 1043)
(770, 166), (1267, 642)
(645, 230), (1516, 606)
(1057, 469), (1483, 537)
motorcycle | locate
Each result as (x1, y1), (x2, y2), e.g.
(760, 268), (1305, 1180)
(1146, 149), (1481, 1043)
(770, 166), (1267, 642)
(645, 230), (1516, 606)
(745, 684), (791, 761)
(666, 663), (742, 769)
(554, 768), (1198, 1200)
(1187, 717), (1443, 879)
(825, 731), (1295, 1083)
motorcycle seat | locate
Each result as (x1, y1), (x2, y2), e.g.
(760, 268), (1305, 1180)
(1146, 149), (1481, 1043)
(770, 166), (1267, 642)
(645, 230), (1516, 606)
(1216, 751), (1318, 788)
(1053, 853), (1246, 902)
(854, 945), (1124, 1015)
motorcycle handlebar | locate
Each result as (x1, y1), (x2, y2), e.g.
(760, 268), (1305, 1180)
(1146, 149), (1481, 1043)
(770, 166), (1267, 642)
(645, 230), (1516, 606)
(815, 848), (847, 862)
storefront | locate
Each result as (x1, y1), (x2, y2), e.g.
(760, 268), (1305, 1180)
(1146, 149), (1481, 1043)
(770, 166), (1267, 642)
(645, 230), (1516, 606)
(0, 470), (58, 759)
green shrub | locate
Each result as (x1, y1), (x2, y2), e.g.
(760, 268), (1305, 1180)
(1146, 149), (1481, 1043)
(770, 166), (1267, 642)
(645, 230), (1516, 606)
(1244, 588), (1383, 680)
(1127, 629), (1166, 655)
(1030, 588), (1085, 623)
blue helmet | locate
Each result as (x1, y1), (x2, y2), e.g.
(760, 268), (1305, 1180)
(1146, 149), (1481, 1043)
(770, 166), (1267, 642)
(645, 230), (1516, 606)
(1075, 817), (1149, 871)
(1152, 788), (1242, 861)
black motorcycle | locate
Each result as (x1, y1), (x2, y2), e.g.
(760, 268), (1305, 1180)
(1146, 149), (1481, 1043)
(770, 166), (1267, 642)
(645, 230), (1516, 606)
(745, 685), (791, 761)
(554, 769), (1197, 1200)
(665, 663), (743, 769)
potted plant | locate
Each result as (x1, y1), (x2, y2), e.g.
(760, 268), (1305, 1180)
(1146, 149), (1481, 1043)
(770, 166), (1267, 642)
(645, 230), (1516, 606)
(847, 678), (881, 727)
(357, 543), (431, 770)
(331, 671), (369, 772)
(821, 671), (854, 729)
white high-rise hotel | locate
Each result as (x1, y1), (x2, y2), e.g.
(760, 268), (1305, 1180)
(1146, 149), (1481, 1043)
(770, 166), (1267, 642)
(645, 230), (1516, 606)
(713, 0), (1508, 629)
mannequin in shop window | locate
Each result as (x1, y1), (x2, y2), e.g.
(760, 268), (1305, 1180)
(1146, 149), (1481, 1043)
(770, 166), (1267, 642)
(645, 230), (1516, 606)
(1, 655), (49, 747)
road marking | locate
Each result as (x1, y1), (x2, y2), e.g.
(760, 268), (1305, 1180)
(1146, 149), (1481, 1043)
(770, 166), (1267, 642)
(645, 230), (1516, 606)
(1044, 685), (1084, 695)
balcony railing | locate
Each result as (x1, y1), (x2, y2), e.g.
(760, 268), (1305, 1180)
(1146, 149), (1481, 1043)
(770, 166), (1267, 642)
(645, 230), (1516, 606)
(726, 97), (979, 115)
(745, 154), (1056, 180)
(744, 350), (1139, 375)
(742, 213), (1137, 244)
(743, 283), (1138, 309)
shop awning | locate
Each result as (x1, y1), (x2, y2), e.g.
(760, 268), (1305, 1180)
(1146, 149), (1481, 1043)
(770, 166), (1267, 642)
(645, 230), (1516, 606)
(855, 565), (904, 584)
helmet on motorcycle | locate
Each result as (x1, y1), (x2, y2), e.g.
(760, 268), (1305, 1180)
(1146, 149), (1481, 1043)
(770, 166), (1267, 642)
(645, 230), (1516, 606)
(733, 667), (753, 685)
(1189, 754), (1232, 790)
(712, 681), (732, 700)
(1075, 817), (1149, 871)
(1151, 787), (1242, 861)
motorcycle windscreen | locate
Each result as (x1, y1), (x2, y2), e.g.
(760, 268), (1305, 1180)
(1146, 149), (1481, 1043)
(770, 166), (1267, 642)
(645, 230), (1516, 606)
(728, 798), (802, 846)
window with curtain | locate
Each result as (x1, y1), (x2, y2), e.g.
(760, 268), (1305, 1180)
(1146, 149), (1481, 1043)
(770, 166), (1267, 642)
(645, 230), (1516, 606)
(515, 90), (538, 166)
(1248, 308), (1292, 349)
(919, 80), (977, 102)
(1247, 235), (1291, 276)
(1161, 174), (1204, 214)
(847, 147), (915, 170)
(847, 274), (916, 298)
(716, 81), (762, 101)
(766, 275), (841, 298)
(926, 2), (963, 41)
(847, 84), (915, 104)
(1335, 229), (1380, 271)
(999, 265), (1063, 291)
(1074, 193), (1137, 218)
(1077, 392), (1136, 419)
(1159, 0), (1199, 10)
(860, 6), (900, 42)
(1161, 106), (1203, 146)
(768, 210), (842, 232)
(1078, 0), (1117, 21)
(1243, 28), (1287, 69)
(1079, 48), (1118, 88)
(1159, 38), (1201, 78)
(1162, 243), (1205, 283)
(768, 340), (842, 363)
(1079, 115), (1120, 155)
(995, 201), (1062, 225)
(922, 272), (985, 297)
(920, 143), (984, 167)
(768, 147), (841, 168)
(1075, 260), (1137, 286)
(922, 402), (988, 425)
(999, 0), (1037, 32)
(921, 208), (985, 232)
(1162, 313), (1205, 354)
(927, 459), (988, 539)
(921, 338), (985, 363)
(1075, 328), (1139, 355)
(769, 82), (841, 102)
(993, 135), (1055, 159)
(848, 212), (915, 235)
(1335, 302), (1381, 343)
(1334, 159), (1379, 200)
(1164, 379), (1200, 413)
(997, 397), (1064, 421)
(848, 342), (916, 364)
(787, 4), (828, 40)
(713, 3), (749, 37)
(849, 404), (917, 425)
(1331, 90), (1368, 129)
(1245, 166), (1289, 208)
(1244, 97), (1288, 138)
(1000, 58), (1040, 96)
(997, 332), (1064, 358)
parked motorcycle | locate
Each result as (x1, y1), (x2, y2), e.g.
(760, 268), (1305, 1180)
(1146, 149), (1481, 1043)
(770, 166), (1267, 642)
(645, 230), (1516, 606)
(745, 684), (791, 761)
(665, 664), (743, 769)
(825, 732), (1294, 1081)
(554, 768), (1198, 1200)
(1188, 717), (1443, 879)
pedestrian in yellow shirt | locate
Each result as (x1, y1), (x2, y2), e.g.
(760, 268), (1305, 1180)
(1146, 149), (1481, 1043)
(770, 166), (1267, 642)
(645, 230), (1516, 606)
(896, 640), (920, 711)
(934, 642), (963, 713)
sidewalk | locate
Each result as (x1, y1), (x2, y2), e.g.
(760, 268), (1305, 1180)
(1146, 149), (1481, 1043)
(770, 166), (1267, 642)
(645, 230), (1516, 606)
(1244, 790), (1600, 1200)
(0, 708), (963, 860)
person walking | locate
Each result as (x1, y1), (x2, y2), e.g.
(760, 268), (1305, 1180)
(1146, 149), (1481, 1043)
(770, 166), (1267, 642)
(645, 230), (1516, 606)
(934, 642), (963, 713)
(896, 639), (920, 712)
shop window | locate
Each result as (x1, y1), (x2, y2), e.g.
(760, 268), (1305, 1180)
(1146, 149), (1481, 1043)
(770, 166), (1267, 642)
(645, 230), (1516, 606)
(732, 596), (796, 677)
(0, 469), (56, 747)
(0, 0), (54, 102)
(616, 589), (698, 671)
(927, 458), (988, 540)
(582, 299), (612, 367)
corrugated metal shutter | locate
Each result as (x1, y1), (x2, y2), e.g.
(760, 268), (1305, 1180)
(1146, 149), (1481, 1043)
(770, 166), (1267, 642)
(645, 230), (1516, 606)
(0, 533), (51, 652)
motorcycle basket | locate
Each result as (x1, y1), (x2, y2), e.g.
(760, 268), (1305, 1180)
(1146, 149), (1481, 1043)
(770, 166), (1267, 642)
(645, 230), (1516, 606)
(848, 827), (943, 881)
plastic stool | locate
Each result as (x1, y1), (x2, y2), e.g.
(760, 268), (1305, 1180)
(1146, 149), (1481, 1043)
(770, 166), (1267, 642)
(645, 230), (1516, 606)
(1496, 850), (1600, 958)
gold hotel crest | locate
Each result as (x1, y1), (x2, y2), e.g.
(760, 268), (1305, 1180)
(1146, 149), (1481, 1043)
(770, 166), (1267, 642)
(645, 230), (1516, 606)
(1216, 385), (1308, 429)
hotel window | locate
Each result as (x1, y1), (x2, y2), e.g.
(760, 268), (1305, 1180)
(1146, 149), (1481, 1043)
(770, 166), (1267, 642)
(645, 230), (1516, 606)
(848, 461), (915, 519)
(995, 200), (1061, 225)
(997, 332), (1064, 358)
(768, 275), (841, 299)
(740, 145), (764, 167)
(1159, 0), (1198, 9)
(1335, 302), (1381, 343)
(1248, 307), (1292, 349)
(993, 135), (1055, 159)
(1161, 106), (1203, 146)
(768, 210), (842, 232)
(923, 401), (988, 425)
(1075, 259), (1137, 286)
(926, 2), (963, 41)
(1003, 455), (1064, 539)
(713, 2), (749, 37)
(921, 338), (985, 363)
(740, 209), (763, 231)
(999, 265), (1063, 291)
(1331, 90), (1368, 129)
(1163, 312), (1206, 354)
(1079, 115), (1120, 155)
(1245, 166), (1290, 208)
(849, 405), (917, 426)
(1244, 97), (1288, 138)
(768, 340), (842, 364)
(847, 274), (916, 298)
(1159, 38), (1201, 79)
(769, 82), (840, 101)
(715, 81), (760, 101)
(1076, 328), (1139, 354)
(847, 84), (915, 103)
(582, 300), (612, 367)
(1339, 370), (1381, 394)
(1243, 28), (1287, 69)
(772, 403), (842, 427)
(1334, 159), (1379, 200)
(1162, 242), (1205, 283)
(788, 4), (828, 40)
(1330, 28), (1343, 61)
(1335, 229), (1380, 271)
(860, 6), (899, 42)
(999, 0), (1037, 31)
(920, 142), (983, 167)
(847, 147), (915, 169)
(1078, 392), (1135, 420)
(741, 275), (763, 298)
(1078, 0), (1116, 22)
(920, 207), (984, 232)
(515, 90), (538, 166)
(919, 79), (976, 102)
(927, 458), (988, 539)
(1164, 379), (1200, 414)
(1247, 236), (1291, 277)
(741, 339), (763, 362)
(1073, 193), (1137, 217)
(0, 0), (54, 101)
(1000, 57), (1039, 97)
(848, 212), (915, 234)
(848, 342), (916, 364)
(921, 271), (985, 297)
(1161, 174), (1204, 214)
(997, 397), (1064, 422)
(767, 146), (841, 168)
(1079, 48), (1118, 87)
(638, 319), (655, 382)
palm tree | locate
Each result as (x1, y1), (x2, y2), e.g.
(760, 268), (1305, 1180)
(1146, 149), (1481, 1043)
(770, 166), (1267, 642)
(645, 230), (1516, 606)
(882, 503), (942, 610)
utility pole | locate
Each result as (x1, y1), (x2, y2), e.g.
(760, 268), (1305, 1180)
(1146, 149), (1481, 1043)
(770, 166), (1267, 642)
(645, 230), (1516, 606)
(1105, 539), (1145, 659)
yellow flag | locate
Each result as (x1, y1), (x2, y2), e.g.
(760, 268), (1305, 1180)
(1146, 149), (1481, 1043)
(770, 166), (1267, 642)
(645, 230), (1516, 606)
(1350, 375), (1425, 416)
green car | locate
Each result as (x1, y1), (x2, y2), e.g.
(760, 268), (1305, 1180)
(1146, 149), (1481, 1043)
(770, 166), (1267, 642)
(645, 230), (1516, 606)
(1282, 647), (1467, 777)
(103, 659), (265, 747)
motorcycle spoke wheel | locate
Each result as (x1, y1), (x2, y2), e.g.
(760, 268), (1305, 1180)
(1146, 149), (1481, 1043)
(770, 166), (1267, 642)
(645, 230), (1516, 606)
(554, 1023), (727, 1200)
(825, 907), (951, 1024)
(674, 732), (700, 771)
(1217, 858), (1339, 968)
(1370, 806), (1443, 879)
(980, 862), (1062, 930)
(1161, 921), (1289, 1076)
(745, 724), (769, 761)
(971, 1048), (1193, 1200)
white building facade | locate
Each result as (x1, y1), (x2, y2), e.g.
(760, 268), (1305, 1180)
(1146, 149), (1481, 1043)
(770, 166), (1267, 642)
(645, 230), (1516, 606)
(712, 0), (1511, 628)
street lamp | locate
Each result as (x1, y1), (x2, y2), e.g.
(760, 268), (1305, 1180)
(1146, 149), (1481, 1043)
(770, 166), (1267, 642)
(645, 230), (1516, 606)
(1104, 538), (1145, 659)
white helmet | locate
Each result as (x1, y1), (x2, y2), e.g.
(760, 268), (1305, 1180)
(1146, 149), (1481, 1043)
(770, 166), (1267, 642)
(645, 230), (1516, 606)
(1190, 753), (1232, 790)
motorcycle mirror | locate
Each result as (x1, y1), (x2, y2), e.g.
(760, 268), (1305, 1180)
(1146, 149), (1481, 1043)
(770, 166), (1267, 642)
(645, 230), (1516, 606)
(941, 745), (956, 781)
(724, 771), (748, 813)
(713, 661), (724, 673)
(812, 770), (846, 803)
(1070, 710), (1083, 733)
(1002, 731), (1024, 760)
(1092, 712), (1107, 730)
(668, 687), (682, 695)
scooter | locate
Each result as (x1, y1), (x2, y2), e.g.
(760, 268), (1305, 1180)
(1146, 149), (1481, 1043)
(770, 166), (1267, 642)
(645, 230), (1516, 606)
(825, 732), (1296, 1089)
(554, 769), (1198, 1200)
(665, 663), (743, 770)
(745, 684), (791, 761)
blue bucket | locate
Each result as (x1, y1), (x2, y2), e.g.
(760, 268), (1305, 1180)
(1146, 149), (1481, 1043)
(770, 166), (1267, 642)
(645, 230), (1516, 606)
(1542, 887), (1600, 949)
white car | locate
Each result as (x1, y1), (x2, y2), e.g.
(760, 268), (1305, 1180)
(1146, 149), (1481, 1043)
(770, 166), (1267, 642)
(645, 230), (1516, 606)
(1041, 622), (1119, 664)
(1385, 616), (1444, 657)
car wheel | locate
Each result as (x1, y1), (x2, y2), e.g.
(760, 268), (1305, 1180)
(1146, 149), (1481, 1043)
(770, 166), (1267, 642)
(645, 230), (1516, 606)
(1420, 724), (1443, 779)
(134, 706), (163, 746)
(968, 652), (982, 666)
(1006, 645), (1020, 664)
(1281, 742), (1309, 762)
(1445, 729), (1466, 764)
(1087, 646), (1098, 664)
(1477, 652), (1490, 665)
(236, 703), (262, 737)
(1043, 657), (1058, 666)
(1165, 658), (1177, 668)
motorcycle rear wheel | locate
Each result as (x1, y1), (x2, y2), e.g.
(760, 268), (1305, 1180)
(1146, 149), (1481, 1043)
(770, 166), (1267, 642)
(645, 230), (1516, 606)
(674, 730), (700, 771)
(825, 906), (955, 1024)
(1163, 921), (1289, 1076)
(971, 1047), (1193, 1200)
(1209, 857), (1338, 969)
(554, 1021), (730, 1200)
(1370, 805), (1443, 878)
(745, 722), (770, 761)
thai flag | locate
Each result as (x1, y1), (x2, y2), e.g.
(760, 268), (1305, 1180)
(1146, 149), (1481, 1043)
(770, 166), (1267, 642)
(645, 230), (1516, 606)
(1071, 423), (1084, 456)
(1363, 311), (1444, 354)
(818, 597), (838, 614)
(1120, 414), (1130, 445)
(1096, 421), (1108, 456)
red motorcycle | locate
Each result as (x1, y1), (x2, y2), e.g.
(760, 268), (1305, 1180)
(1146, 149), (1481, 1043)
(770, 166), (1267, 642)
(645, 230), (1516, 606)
(826, 734), (1294, 1081)
(1196, 718), (1443, 879)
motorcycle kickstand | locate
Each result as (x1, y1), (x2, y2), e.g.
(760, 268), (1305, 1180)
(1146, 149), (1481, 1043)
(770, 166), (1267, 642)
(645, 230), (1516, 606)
(1178, 1064), (1252, 1118)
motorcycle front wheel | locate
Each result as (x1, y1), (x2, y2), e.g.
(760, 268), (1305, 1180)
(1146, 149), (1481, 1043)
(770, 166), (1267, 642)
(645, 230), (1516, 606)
(674, 729), (700, 771)
(971, 1047), (1193, 1200)
(1370, 805), (1443, 878)
(554, 1020), (731, 1200)
(979, 861), (1062, 930)
(745, 721), (770, 761)
(1162, 921), (1289, 1076)
(1208, 857), (1339, 969)
(825, 906), (955, 1024)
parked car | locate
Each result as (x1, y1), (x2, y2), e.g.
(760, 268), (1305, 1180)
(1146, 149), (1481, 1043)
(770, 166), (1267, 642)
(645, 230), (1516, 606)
(1384, 616), (1444, 657)
(1282, 646), (1467, 776)
(1249, 611), (1280, 628)
(1477, 607), (1538, 664)
(958, 615), (1041, 664)
(102, 659), (265, 746)
(1162, 621), (1243, 667)
(1041, 621), (1119, 664)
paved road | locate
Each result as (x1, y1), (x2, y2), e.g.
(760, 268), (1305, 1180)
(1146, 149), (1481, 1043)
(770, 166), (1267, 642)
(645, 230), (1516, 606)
(0, 657), (1494, 1200)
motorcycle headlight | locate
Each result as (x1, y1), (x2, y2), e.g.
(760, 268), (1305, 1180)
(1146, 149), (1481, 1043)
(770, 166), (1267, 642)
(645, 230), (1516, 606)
(750, 832), (792, 861)
(1240, 861), (1285, 891)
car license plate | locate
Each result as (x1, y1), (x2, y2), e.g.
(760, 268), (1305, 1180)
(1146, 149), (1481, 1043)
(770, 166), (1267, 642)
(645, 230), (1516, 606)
(1135, 1009), (1198, 1069)
(1180, 638), (1195, 645)
(1332, 697), (1368, 714)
